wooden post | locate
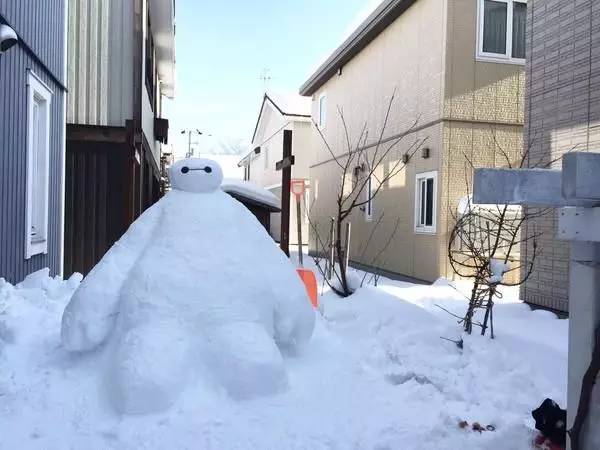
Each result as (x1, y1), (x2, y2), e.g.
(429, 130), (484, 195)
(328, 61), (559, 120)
(296, 196), (303, 266)
(327, 217), (335, 280)
(279, 130), (293, 257)
(344, 221), (352, 272)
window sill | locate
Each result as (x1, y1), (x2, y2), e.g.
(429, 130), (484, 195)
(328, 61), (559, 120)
(26, 240), (48, 259)
(476, 55), (525, 66)
(414, 227), (436, 235)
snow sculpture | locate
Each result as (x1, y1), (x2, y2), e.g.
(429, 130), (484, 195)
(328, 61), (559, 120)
(61, 158), (315, 414)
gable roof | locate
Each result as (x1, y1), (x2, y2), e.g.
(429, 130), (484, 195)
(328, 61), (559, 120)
(250, 92), (311, 144)
(239, 92), (312, 167)
(299, 0), (417, 96)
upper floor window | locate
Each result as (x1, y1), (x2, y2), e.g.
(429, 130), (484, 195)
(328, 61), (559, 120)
(25, 71), (52, 259)
(477, 0), (526, 64)
(318, 93), (327, 128)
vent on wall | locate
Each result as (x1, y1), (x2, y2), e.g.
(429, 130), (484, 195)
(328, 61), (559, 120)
(154, 118), (169, 144)
(421, 147), (430, 159)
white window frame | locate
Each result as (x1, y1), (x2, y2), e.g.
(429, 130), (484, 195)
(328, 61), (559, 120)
(414, 171), (437, 234)
(25, 71), (52, 259)
(318, 93), (327, 129)
(364, 175), (373, 222)
(476, 0), (527, 65)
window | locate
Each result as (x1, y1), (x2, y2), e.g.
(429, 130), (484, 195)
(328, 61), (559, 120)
(364, 175), (373, 222)
(25, 71), (52, 259)
(318, 93), (327, 128)
(264, 146), (269, 170)
(477, 0), (526, 64)
(414, 171), (437, 234)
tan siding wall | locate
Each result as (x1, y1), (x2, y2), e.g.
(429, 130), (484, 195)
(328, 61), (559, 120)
(439, 122), (523, 281)
(444, 0), (525, 125)
(306, 0), (524, 283)
(521, 0), (600, 312)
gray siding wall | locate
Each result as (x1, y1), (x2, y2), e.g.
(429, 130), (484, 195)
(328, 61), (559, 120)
(67, 0), (134, 127)
(0, 1), (66, 283)
(521, 0), (600, 312)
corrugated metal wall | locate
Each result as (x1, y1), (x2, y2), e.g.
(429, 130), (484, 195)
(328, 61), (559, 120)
(0, 1), (66, 283)
(67, 0), (110, 125)
(67, 0), (133, 127)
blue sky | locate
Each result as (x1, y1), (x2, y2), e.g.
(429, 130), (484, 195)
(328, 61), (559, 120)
(164, 0), (379, 158)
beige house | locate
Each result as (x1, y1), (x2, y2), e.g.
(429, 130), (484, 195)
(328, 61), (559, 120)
(300, 0), (526, 283)
(239, 93), (314, 245)
(520, 0), (600, 313)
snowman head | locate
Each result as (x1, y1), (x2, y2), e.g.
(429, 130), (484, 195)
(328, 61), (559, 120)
(169, 158), (223, 193)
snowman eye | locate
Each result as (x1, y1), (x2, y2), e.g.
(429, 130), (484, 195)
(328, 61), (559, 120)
(205, 167), (212, 173)
(181, 166), (189, 174)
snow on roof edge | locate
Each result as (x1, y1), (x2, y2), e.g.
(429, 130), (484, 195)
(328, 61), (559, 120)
(221, 179), (281, 210)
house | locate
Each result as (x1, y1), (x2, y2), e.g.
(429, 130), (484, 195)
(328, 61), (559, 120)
(519, 1), (599, 313)
(64, 0), (175, 277)
(0, 1), (67, 283)
(238, 92), (313, 245)
(300, 0), (526, 283)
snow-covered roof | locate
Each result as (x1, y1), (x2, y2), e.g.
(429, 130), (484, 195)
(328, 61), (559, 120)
(221, 179), (281, 211)
(265, 91), (312, 117)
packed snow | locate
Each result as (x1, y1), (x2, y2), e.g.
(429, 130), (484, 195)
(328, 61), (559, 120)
(0, 251), (568, 449)
(61, 158), (314, 414)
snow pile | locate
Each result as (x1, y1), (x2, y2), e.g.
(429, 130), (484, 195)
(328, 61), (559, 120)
(488, 259), (510, 284)
(61, 158), (314, 414)
(221, 178), (281, 210)
(0, 254), (567, 449)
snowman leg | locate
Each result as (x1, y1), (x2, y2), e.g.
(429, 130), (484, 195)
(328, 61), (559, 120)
(108, 320), (191, 414)
(207, 322), (287, 399)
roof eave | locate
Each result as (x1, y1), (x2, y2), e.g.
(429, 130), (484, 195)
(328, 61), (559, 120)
(299, 0), (417, 97)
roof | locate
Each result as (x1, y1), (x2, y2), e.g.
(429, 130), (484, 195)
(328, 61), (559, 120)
(221, 179), (281, 211)
(238, 92), (312, 166)
(299, 0), (417, 96)
(150, 0), (176, 98)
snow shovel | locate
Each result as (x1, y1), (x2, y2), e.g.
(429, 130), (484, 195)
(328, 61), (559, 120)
(296, 268), (318, 308)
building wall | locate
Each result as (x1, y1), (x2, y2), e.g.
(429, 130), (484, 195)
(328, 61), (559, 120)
(67, 0), (133, 127)
(520, 0), (600, 313)
(307, 0), (446, 282)
(248, 103), (312, 245)
(0, 1), (66, 282)
(141, 0), (160, 166)
(439, 0), (525, 280)
(306, 0), (524, 283)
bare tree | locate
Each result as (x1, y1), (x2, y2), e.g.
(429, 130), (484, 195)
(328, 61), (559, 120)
(307, 91), (426, 297)
(446, 135), (561, 337)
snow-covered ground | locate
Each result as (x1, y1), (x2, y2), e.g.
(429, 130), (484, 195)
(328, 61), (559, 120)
(0, 255), (567, 449)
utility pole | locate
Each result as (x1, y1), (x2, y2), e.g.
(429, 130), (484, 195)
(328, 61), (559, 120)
(181, 129), (202, 158)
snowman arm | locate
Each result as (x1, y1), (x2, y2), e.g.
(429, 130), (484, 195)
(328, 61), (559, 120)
(61, 201), (164, 352)
(273, 289), (316, 352)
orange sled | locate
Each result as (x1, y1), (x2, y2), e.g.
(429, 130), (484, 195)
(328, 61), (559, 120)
(296, 268), (318, 308)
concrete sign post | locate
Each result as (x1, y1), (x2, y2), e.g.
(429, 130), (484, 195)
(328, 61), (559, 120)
(473, 152), (600, 450)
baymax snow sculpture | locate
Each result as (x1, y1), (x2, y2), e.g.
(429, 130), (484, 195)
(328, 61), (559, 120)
(61, 158), (315, 415)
